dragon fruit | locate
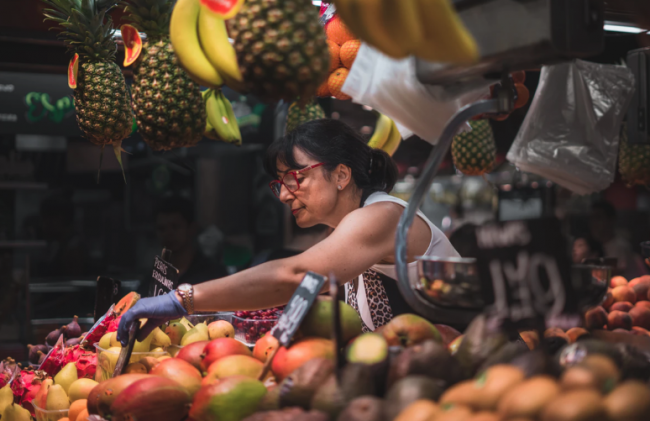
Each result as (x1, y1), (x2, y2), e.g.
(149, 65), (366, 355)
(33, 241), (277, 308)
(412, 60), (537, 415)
(83, 311), (118, 346)
(12, 368), (47, 404)
(0, 358), (18, 388)
(63, 345), (97, 379)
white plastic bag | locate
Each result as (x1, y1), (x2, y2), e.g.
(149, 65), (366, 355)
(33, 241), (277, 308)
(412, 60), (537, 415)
(342, 44), (487, 144)
(507, 60), (635, 194)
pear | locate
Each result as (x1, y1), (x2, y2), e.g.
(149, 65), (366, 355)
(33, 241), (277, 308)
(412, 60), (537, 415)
(151, 328), (172, 349)
(54, 362), (78, 395)
(180, 324), (209, 346)
(46, 384), (70, 411)
(98, 332), (116, 350)
(68, 378), (98, 402)
(34, 378), (53, 409)
(165, 323), (188, 346)
(2, 403), (32, 421)
(108, 332), (121, 348)
(0, 384), (14, 414)
(98, 347), (121, 380)
(179, 317), (194, 331)
(132, 329), (154, 353)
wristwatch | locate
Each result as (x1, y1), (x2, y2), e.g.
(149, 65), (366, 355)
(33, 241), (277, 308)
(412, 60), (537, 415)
(177, 284), (195, 315)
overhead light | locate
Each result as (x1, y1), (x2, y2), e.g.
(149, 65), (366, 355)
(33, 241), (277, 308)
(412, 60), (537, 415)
(604, 21), (648, 34)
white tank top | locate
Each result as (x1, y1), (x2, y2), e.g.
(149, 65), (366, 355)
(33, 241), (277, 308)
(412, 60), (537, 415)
(345, 191), (459, 330)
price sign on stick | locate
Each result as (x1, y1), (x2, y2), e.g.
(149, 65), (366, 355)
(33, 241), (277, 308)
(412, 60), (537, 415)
(474, 218), (575, 328)
(148, 249), (179, 297)
(258, 271), (327, 381)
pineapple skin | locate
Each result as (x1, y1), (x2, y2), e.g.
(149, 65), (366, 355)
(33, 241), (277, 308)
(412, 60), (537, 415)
(286, 100), (326, 133)
(131, 38), (206, 151)
(451, 119), (497, 176)
(74, 61), (133, 146)
(230, 0), (330, 104)
(619, 125), (650, 186)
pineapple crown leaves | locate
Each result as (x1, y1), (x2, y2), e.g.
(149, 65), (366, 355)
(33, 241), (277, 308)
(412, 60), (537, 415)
(43, 0), (118, 61)
(120, 0), (173, 38)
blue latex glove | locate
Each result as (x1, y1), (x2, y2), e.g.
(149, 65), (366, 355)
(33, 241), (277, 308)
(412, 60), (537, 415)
(117, 291), (188, 346)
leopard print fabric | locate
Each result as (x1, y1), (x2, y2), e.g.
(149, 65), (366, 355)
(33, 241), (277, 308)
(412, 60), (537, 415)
(346, 269), (395, 332)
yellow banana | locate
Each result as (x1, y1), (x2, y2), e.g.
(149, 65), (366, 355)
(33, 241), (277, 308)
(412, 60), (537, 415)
(349, 0), (408, 58)
(206, 90), (241, 144)
(412, 0), (478, 65)
(197, 6), (247, 93)
(170, 0), (223, 88)
(381, 120), (402, 156)
(381, 0), (424, 54)
(367, 112), (392, 149)
(218, 90), (242, 146)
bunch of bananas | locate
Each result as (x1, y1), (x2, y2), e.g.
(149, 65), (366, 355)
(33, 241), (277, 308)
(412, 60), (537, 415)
(332, 0), (478, 64)
(368, 112), (402, 156)
(202, 89), (242, 145)
(170, 0), (245, 91)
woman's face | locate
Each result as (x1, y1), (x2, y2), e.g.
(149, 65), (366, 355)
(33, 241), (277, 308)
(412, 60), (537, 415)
(572, 238), (590, 264)
(275, 147), (341, 228)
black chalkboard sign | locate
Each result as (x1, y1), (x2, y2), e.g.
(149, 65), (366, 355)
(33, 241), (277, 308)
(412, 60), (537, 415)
(474, 218), (575, 328)
(149, 254), (180, 297)
(273, 271), (327, 346)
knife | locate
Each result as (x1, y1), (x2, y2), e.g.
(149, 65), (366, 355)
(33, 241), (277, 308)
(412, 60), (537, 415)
(113, 322), (139, 377)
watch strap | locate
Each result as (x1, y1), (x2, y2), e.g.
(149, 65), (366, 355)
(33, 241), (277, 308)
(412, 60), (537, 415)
(177, 285), (195, 315)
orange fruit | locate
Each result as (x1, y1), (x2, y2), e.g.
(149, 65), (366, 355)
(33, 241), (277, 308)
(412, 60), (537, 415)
(326, 17), (356, 46)
(328, 68), (351, 100)
(69, 399), (87, 421)
(340, 39), (361, 69)
(316, 79), (331, 98)
(76, 408), (90, 421)
(327, 40), (341, 72)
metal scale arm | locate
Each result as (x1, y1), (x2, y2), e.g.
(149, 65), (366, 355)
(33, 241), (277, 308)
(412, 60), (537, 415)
(394, 95), (510, 323)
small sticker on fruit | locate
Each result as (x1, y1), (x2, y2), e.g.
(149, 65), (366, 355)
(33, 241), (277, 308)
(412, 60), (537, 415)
(200, 0), (245, 19)
(68, 53), (79, 89)
(222, 116), (228, 125)
(121, 24), (142, 67)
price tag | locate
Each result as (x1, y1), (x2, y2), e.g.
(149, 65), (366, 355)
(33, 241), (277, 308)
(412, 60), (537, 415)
(474, 218), (575, 327)
(272, 271), (327, 346)
(148, 255), (179, 297)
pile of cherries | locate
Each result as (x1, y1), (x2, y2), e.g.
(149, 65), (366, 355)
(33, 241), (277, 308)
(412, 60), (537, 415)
(233, 307), (284, 343)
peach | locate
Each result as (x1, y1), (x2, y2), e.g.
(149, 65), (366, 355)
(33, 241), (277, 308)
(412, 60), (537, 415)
(584, 306), (608, 330)
(602, 292), (615, 310)
(636, 301), (650, 311)
(631, 326), (650, 337)
(610, 302), (633, 313)
(608, 310), (633, 330)
(612, 328), (630, 334)
(629, 306), (650, 330)
(565, 327), (589, 343)
(610, 276), (628, 288)
(629, 275), (650, 288)
(544, 327), (570, 343)
(611, 286), (636, 304)
(631, 279), (650, 302)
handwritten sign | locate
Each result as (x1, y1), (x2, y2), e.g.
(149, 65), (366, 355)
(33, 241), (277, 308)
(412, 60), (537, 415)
(272, 272), (327, 346)
(149, 255), (179, 297)
(474, 218), (575, 327)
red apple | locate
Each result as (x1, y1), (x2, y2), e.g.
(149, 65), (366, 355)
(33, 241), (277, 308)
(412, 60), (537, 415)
(584, 306), (608, 330)
(610, 302), (633, 313)
(434, 324), (462, 348)
(611, 286), (636, 305)
(201, 338), (251, 372)
(608, 310), (633, 330)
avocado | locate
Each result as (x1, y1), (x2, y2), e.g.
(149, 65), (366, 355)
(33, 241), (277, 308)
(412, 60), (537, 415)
(614, 343), (650, 381)
(454, 314), (508, 378)
(476, 341), (529, 374)
(384, 376), (445, 421)
(279, 358), (335, 409)
(510, 349), (553, 378)
(336, 396), (383, 421)
(387, 340), (465, 389)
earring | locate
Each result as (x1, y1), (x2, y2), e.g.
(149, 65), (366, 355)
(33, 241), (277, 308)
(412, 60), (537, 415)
(338, 185), (342, 190)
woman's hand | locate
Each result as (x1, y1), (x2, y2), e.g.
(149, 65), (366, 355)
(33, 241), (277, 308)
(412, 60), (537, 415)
(116, 292), (187, 345)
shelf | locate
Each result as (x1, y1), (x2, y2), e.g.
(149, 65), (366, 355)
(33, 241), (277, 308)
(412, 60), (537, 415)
(29, 280), (140, 293)
(0, 182), (47, 190)
(0, 241), (47, 248)
(31, 317), (94, 326)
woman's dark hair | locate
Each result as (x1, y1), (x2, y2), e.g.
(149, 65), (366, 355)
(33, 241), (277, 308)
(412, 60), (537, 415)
(264, 119), (398, 203)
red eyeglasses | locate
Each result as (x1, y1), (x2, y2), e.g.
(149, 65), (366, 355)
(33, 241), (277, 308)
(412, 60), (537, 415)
(269, 163), (324, 198)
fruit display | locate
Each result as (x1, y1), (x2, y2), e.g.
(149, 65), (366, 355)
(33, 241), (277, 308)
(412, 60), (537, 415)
(619, 123), (650, 187)
(120, 0), (207, 151)
(228, 0), (330, 104)
(42, 0), (133, 173)
(316, 15), (361, 100)
(332, 0), (478, 64)
(451, 119), (497, 176)
(367, 112), (402, 156)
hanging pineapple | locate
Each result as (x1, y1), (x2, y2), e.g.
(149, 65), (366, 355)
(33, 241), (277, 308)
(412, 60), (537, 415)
(619, 123), (650, 187)
(229, 0), (330, 104)
(43, 0), (133, 172)
(285, 99), (326, 134)
(451, 119), (497, 176)
(121, 0), (206, 150)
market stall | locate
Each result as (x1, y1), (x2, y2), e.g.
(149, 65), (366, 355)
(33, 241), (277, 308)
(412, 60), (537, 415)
(2, 0), (650, 420)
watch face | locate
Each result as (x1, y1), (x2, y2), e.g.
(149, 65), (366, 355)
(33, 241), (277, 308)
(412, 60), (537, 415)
(178, 284), (190, 292)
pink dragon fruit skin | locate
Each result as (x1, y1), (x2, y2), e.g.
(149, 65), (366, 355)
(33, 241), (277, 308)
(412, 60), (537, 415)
(63, 345), (97, 379)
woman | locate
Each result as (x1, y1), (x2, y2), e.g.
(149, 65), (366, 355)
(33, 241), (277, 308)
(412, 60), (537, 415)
(118, 119), (458, 343)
